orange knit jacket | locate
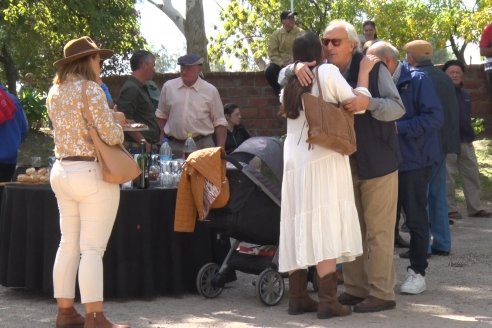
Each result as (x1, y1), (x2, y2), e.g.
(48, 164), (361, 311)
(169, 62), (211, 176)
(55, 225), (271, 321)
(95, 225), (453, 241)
(174, 147), (229, 232)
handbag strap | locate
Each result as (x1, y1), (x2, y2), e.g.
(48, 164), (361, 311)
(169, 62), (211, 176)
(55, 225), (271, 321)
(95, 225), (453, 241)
(313, 65), (341, 107)
(313, 66), (324, 100)
(80, 81), (96, 128)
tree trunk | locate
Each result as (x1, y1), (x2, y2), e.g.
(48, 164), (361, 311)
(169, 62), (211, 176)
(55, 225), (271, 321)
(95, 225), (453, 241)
(449, 36), (467, 65)
(184, 0), (209, 72)
(149, 0), (209, 72)
(0, 43), (18, 96)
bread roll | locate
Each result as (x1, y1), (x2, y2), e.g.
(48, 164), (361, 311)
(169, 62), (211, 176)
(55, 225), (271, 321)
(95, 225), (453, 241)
(25, 167), (36, 176)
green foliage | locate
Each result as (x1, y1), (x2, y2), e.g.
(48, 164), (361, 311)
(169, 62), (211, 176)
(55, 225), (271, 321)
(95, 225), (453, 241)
(18, 87), (48, 131)
(209, 0), (490, 70)
(472, 117), (485, 136)
(0, 0), (146, 92)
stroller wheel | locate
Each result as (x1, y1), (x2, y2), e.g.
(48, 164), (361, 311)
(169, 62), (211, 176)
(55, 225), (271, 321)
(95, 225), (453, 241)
(256, 269), (285, 306)
(196, 263), (224, 298)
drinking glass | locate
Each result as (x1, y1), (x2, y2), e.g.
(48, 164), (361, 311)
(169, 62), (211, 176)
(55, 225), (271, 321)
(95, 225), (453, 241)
(31, 156), (41, 169)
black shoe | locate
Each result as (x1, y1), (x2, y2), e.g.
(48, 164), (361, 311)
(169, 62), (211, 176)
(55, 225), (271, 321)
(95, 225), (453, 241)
(394, 233), (410, 248)
(448, 211), (463, 220)
(399, 250), (431, 259)
(470, 210), (492, 218)
(449, 219), (455, 225)
(431, 249), (450, 256)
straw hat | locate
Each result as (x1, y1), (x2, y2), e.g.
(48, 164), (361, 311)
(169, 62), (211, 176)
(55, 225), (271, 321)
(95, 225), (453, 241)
(53, 36), (113, 68)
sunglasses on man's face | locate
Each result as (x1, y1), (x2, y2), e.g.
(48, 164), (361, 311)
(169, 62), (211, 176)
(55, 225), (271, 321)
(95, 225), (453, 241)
(321, 38), (345, 47)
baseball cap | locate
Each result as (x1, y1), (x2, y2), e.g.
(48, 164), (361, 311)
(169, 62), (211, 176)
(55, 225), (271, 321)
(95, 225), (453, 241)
(280, 10), (297, 20)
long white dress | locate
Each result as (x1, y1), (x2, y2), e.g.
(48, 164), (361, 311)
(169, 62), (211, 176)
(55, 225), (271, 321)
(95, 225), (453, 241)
(278, 63), (368, 273)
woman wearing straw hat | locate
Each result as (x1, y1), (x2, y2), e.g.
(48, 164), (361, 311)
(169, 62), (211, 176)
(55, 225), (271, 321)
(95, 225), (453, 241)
(47, 36), (129, 328)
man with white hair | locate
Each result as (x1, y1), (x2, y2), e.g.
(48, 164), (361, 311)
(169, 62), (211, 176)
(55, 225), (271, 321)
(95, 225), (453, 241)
(283, 20), (405, 312)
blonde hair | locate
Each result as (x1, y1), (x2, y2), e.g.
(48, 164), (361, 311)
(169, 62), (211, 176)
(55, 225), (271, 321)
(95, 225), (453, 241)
(53, 55), (97, 85)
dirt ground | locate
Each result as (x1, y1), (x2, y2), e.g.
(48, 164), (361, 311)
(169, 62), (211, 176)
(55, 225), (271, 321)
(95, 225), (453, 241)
(1, 207), (491, 328)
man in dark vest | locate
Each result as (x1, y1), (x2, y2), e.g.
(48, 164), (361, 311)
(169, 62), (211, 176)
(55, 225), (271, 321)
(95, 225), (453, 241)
(284, 20), (405, 312)
(404, 40), (460, 257)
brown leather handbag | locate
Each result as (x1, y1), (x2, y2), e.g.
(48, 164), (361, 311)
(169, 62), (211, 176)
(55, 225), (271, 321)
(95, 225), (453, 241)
(301, 66), (356, 155)
(81, 81), (141, 184)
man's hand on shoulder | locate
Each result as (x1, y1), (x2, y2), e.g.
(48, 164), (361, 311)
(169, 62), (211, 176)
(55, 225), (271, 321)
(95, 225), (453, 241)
(295, 60), (317, 87)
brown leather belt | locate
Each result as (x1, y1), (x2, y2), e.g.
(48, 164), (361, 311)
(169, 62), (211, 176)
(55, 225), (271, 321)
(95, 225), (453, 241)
(59, 156), (96, 162)
(167, 135), (209, 143)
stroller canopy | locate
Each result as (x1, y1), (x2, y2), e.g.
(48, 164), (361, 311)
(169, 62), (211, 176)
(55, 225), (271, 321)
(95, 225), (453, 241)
(230, 137), (283, 206)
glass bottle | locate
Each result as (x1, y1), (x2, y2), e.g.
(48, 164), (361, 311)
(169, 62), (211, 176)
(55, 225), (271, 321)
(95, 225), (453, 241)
(183, 132), (197, 159)
(136, 139), (149, 189)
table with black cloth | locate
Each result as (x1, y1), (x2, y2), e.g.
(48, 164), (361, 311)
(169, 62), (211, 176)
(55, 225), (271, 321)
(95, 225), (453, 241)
(0, 183), (229, 298)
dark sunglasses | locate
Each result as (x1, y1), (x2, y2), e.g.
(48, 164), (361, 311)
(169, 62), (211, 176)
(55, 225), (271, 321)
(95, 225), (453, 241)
(321, 38), (345, 47)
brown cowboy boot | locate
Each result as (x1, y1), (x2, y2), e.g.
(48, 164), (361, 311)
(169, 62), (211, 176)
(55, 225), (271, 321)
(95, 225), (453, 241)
(56, 307), (85, 328)
(288, 269), (318, 315)
(317, 272), (352, 319)
(84, 312), (129, 328)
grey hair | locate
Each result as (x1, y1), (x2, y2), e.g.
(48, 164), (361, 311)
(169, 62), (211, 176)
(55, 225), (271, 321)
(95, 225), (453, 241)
(368, 41), (399, 62)
(324, 19), (361, 53)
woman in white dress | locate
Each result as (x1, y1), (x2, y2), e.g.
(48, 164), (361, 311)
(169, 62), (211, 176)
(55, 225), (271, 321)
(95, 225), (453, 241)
(279, 31), (374, 319)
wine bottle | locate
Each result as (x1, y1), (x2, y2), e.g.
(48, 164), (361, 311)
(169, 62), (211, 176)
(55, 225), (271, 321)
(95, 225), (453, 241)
(136, 139), (149, 189)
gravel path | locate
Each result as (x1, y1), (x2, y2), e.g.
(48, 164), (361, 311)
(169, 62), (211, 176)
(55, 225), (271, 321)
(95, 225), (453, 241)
(1, 211), (491, 328)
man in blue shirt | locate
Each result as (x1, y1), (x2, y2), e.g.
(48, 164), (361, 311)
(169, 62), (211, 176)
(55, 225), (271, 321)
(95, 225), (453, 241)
(0, 84), (29, 181)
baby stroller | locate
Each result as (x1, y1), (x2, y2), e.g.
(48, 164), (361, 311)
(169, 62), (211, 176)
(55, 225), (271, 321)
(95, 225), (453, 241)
(195, 136), (286, 306)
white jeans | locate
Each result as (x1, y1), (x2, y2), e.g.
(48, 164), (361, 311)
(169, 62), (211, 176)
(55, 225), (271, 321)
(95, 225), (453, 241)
(50, 160), (120, 304)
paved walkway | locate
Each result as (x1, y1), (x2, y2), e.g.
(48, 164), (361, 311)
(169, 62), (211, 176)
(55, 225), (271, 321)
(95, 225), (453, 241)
(1, 210), (491, 328)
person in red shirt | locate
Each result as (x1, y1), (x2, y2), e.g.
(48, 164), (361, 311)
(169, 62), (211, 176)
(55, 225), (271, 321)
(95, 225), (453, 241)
(479, 23), (492, 100)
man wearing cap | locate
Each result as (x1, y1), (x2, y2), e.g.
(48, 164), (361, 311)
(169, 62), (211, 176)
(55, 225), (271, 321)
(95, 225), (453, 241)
(155, 53), (227, 158)
(366, 41), (443, 295)
(265, 10), (304, 96)
(479, 23), (492, 100)
(117, 50), (160, 153)
(443, 60), (491, 219)
(404, 40), (460, 257)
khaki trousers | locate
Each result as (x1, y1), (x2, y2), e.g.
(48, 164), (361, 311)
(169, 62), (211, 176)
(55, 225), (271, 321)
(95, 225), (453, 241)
(343, 169), (398, 301)
(446, 142), (482, 215)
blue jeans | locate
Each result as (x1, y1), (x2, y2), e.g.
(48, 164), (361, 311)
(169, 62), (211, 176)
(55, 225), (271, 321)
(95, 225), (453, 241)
(428, 158), (451, 253)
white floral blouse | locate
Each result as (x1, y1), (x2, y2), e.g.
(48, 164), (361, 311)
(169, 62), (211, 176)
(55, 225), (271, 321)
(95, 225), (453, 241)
(47, 75), (123, 159)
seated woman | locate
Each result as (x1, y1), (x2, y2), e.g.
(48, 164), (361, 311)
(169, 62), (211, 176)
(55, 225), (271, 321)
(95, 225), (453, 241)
(223, 103), (251, 154)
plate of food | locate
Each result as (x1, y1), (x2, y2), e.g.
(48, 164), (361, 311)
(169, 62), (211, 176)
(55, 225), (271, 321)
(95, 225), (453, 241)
(17, 167), (50, 184)
(122, 121), (149, 131)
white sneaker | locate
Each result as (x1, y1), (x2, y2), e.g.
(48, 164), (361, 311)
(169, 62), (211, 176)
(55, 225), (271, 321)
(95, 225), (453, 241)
(400, 268), (426, 294)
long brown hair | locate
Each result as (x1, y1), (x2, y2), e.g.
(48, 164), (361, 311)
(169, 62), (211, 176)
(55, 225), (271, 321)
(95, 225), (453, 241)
(280, 32), (322, 119)
(53, 55), (97, 85)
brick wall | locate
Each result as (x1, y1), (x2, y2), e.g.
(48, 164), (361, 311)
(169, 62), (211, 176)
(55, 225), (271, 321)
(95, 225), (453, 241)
(104, 64), (492, 138)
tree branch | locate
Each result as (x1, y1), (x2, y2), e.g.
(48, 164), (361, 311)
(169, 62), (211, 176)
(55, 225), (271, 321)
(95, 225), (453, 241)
(147, 0), (185, 35)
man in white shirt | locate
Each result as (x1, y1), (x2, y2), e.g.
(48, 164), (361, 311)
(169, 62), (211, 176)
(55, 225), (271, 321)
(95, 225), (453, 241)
(155, 54), (227, 158)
